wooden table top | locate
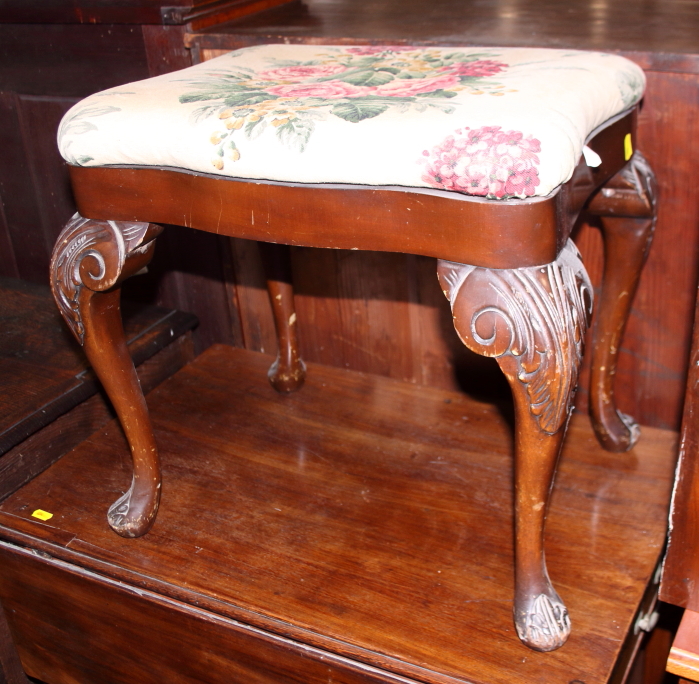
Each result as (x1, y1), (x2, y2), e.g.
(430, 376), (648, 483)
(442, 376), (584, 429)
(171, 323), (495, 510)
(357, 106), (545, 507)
(0, 345), (677, 684)
(187, 0), (699, 73)
(0, 277), (196, 456)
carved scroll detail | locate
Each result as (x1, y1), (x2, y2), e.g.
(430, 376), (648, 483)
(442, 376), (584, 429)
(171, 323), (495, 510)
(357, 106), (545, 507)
(517, 593), (571, 652)
(438, 240), (593, 434)
(50, 213), (159, 344)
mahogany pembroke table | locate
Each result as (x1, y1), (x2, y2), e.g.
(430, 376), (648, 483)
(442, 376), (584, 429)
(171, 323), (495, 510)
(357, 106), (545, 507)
(50, 44), (656, 652)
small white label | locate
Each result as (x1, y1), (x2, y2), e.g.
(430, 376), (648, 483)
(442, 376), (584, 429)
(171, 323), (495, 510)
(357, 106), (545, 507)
(583, 145), (602, 168)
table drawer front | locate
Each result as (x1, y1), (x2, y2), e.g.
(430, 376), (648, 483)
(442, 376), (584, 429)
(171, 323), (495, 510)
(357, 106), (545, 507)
(0, 544), (410, 684)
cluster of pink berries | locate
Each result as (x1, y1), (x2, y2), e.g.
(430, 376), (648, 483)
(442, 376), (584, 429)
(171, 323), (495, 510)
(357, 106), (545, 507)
(421, 126), (541, 199)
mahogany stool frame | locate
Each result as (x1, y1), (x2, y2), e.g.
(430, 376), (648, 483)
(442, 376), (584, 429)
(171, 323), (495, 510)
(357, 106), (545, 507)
(49, 108), (656, 652)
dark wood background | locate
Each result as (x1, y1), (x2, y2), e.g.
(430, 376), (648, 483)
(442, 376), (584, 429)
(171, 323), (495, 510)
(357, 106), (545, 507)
(1, 0), (698, 433)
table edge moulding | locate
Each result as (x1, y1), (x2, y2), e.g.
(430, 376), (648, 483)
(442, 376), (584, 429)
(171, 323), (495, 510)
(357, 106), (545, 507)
(48, 44), (657, 653)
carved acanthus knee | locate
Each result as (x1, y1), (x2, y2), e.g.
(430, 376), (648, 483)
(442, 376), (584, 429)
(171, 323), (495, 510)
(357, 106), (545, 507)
(586, 151), (657, 452)
(51, 214), (162, 343)
(438, 240), (593, 434)
(437, 240), (592, 651)
(50, 213), (163, 537)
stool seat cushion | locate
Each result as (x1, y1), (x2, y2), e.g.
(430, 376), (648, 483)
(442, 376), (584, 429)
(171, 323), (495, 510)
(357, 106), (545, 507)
(58, 45), (644, 200)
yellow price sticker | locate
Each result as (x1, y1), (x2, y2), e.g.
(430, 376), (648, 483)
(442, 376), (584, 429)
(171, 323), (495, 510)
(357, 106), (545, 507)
(31, 509), (53, 521)
(624, 133), (633, 161)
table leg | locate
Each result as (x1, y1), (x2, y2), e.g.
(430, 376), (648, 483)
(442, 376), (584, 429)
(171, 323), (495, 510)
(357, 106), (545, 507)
(438, 240), (593, 651)
(587, 151), (657, 452)
(259, 242), (306, 393)
(50, 213), (163, 538)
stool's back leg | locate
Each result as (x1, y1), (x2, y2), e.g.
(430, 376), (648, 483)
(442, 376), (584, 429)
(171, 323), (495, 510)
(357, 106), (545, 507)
(50, 214), (163, 538)
(259, 242), (306, 393)
(438, 240), (593, 651)
(587, 151), (657, 452)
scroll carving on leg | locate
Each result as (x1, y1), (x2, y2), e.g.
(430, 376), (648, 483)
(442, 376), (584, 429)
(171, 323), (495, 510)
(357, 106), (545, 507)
(258, 242), (306, 393)
(50, 213), (163, 538)
(438, 240), (593, 651)
(586, 151), (657, 452)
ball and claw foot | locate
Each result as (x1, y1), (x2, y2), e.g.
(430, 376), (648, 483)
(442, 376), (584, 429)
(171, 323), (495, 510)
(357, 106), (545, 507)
(107, 483), (160, 538)
(515, 589), (571, 652)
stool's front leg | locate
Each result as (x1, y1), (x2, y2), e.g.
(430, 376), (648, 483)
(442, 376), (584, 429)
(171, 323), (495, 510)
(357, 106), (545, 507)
(50, 214), (163, 538)
(438, 240), (593, 651)
(587, 151), (657, 452)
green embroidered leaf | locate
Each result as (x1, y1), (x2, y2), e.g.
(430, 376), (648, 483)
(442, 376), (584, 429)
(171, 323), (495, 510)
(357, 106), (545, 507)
(443, 52), (470, 61)
(180, 91), (229, 104)
(427, 102), (456, 114)
(340, 70), (394, 87)
(447, 52), (499, 61)
(331, 102), (388, 123)
(354, 56), (382, 68)
(180, 86), (274, 105)
(415, 89), (458, 98)
(276, 118), (314, 153)
(378, 67), (401, 75)
(245, 118), (267, 140)
(68, 121), (98, 135)
(350, 95), (414, 105)
(396, 71), (427, 80)
(223, 92), (276, 107)
(77, 155), (94, 164)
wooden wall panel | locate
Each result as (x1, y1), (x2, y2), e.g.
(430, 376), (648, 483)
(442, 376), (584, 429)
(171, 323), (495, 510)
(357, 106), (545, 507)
(0, 92), (55, 283)
(0, 24), (150, 98)
(0, 22), (151, 285)
(133, 227), (244, 354)
(15, 96), (80, 272)
(142, 25), (192, 77)
(0, 24), (246, 355)
(0, 194), (18, 279)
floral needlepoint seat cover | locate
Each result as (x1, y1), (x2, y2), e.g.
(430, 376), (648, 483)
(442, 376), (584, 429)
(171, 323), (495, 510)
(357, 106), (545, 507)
(58, 45), (644, 200)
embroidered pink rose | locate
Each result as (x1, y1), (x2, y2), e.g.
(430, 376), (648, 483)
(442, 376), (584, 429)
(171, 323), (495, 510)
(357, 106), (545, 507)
(375, 74), (461, 97)
(421, 126), (541, 199)
(266, 81), (369, 98)
(258, 65), (347, 81)
(439, 60), (507, 78)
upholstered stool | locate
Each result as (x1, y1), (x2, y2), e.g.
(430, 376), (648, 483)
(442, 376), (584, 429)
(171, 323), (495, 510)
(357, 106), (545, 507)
(50, 45), (656, 652)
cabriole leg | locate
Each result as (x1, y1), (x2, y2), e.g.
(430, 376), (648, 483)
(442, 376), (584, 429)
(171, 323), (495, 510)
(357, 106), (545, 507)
(50, 213), (163, 538)
(438, 240), (593, 651)
(586, 151), (657, 452)
(259, 242), (306, 393)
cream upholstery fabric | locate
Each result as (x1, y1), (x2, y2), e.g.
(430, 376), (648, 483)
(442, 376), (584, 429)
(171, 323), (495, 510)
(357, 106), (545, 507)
(58, 45), (644, 199)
